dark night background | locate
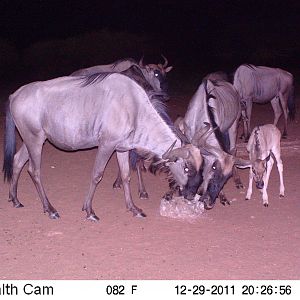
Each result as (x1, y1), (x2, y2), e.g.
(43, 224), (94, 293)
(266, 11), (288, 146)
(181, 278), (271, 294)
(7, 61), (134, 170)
(0, 0), (299, 86)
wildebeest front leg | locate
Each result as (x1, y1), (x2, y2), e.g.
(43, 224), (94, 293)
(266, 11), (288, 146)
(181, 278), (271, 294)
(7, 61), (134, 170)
(8, 143), (29, 208)
(261, 157), (274, 207)
(116, 151), (146, 217)
(136, 160), (148, 199)
(219, 191), (230, 206)
(82, 146), (115, 221)
(245, 169), (254, 200)
(113, 158), (149, 199)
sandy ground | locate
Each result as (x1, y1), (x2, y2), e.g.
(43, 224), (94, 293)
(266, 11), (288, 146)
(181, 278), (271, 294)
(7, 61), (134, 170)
(0, 87), (299, 280)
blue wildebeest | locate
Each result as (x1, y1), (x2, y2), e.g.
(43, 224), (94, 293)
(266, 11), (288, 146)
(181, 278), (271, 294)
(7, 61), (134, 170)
(3, 72), (203, 221)
(177, 79), (249, 209)
(71, 55), (173, 98)
(239, 124), (284, 207)
(71, 56), (173, 199)
(233, 64), (295, 141)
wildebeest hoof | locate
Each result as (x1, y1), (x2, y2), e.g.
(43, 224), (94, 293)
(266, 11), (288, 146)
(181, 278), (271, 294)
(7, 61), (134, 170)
(86, 214), (100, 222)
(49, 211), (60, 219)
(135, 211), (146, 218)
(139, 191), (149, 200)
(245, 197), (250, 201)
(113, 182), (122, 189)
(263, 203), (269, 207)
(279, 194), (284, 198)
(204, 202), (213, 210)
(131, 208), (146, 217)
(163, 192), (173, 201)
(13, 202), (24, 208)
(235, 182), (244, 189)
(220, 198), (231, 206)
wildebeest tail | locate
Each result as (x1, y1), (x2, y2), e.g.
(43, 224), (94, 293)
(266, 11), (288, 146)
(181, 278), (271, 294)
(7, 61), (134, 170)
(288, 84), (296, 121)
(3, 103), (16, 182)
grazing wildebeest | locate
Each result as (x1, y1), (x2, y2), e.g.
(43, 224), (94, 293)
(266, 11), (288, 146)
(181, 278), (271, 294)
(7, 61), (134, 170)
(71, 56), (173, 199)
(240, 124), (284, 207)
(174, 79), (249, 209)
(233, 64), (295, 141)
(71, 55), (173, 97)
(3, 72), (203, 221)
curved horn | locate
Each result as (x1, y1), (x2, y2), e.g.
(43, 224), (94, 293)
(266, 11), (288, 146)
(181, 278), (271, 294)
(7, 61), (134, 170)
(165, 148), (191, 162)
(200, 144), (224, 158)
(139, 56), (145, 68)
(174, 127), (190, 145)
(191, 122), (216, 147)
(161, 54), (168, 68)
(162, 140), (177, 160)
(162, 141), (191, 161)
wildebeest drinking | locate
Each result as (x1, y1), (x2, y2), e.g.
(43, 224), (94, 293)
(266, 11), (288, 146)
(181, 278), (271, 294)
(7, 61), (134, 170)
(71, 56), (173, 199)
(3, 72), (202, 221)
(177, 79), (249, 209)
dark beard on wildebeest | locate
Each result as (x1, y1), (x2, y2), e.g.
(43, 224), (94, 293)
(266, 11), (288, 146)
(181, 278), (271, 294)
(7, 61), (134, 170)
(201, 163), (232, 209)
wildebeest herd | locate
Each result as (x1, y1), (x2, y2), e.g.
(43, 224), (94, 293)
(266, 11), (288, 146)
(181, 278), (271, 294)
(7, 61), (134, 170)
(2, 57), (295, 221)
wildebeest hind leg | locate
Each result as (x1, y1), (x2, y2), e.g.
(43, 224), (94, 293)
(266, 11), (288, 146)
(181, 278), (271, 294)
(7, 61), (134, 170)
(9, 143), (29, 208)
(27, 140), (59, 219)
(116, 151), (146, 217)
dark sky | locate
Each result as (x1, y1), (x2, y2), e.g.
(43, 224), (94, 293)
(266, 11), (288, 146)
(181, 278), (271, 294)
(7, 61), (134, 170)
(0, 0), (299, 74)
(1, 0), (299, 48)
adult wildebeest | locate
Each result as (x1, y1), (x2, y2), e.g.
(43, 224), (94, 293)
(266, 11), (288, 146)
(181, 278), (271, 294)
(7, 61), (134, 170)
(71, 56), (173, 199)
(71, 55), (173, 97)
(178, 79), (248, 209)
(240, 124), (284, 207)
(233, 64), (295, 141)
(3, 72), (203, 221)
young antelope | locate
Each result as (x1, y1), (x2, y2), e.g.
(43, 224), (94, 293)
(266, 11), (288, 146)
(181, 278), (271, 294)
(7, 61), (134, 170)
(244, 124), (285, 207)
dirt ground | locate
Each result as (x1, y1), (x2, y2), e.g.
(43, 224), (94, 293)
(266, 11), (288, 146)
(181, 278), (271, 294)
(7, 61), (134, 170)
(0, 85), (299, 280)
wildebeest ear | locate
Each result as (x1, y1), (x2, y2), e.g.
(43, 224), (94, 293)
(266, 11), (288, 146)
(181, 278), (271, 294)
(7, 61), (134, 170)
(174, 116), (185, 133)
(165, 66), (173, 73)
(234, 158), (252, 169)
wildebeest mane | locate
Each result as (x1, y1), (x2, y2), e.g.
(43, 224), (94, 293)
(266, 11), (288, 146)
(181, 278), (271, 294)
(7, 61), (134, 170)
(203, 80), (230, 153)
(80, 72), (112, 87)
(111, 57), (137, 69)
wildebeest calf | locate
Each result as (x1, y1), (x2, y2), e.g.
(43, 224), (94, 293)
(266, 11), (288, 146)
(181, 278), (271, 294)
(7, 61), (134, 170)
(241, 124), (285, 207)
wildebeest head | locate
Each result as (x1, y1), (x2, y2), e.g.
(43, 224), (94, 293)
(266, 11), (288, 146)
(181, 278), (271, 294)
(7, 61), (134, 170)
(250, 154), (271, 189)
(163, 142), (203, 188)
(139, 55), (173, 97)
(200, 148), (251, 209)
(150, 139), (203, 197)
(185, 124), (250, 209)
(162, 124), (213, 201)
